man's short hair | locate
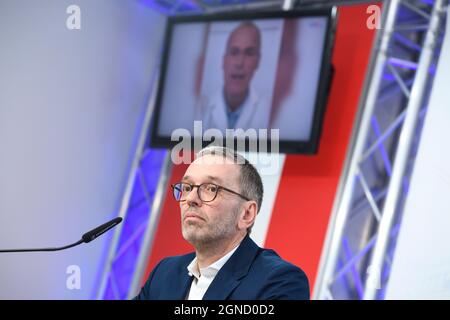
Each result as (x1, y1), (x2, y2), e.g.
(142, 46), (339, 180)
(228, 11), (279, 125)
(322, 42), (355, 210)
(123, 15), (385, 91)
(226, 21), (261, 54)
(196, 146), (264, 234)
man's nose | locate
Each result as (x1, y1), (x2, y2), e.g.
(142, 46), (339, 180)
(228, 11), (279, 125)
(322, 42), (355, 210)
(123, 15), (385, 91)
(234, 53), (245, 67)
(185, 187), (201, 207)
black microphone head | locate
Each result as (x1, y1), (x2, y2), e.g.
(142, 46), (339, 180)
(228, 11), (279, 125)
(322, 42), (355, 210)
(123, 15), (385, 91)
(82, 217), (123, 243)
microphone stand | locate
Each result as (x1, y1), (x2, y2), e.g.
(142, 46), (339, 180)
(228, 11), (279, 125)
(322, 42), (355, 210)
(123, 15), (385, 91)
(0, 217), (122, 253)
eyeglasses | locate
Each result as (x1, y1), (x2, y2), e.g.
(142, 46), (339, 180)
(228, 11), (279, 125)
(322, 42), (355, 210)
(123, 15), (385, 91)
(171, 182), (250, 203)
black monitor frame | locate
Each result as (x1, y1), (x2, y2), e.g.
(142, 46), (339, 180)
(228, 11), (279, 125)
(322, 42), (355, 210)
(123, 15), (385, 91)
(150, 7), (337, 154)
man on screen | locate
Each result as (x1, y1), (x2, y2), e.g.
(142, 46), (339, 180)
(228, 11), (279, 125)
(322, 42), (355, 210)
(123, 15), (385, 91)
(134, 146), (309, 300)
(196, 22), (271, 131)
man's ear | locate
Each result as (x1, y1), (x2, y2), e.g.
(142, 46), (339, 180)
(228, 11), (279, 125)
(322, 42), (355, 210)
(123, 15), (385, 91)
(238, 201), (257, 231)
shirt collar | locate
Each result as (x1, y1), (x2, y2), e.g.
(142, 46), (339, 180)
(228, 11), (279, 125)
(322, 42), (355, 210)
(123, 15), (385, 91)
(225, 90), (250, 114)
(187, 243), (240, 280)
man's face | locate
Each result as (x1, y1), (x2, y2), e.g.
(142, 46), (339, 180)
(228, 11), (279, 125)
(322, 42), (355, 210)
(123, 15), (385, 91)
(223, 26), (261, 98)
(180, 155), (243, 246)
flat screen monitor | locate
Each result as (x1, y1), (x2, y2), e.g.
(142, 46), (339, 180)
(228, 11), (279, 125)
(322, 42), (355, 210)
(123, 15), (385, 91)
(150, 8), (336, 154)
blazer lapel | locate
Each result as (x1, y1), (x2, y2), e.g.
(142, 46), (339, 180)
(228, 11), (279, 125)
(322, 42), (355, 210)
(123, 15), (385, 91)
(174, 271), (194, 300)
(163, 253), (195, 300)
(202, 235), (261, 300)
(210, 91), (228, 131)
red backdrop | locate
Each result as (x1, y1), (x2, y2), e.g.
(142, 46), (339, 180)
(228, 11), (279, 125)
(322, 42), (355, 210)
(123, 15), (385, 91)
(142, 4), (378, 296)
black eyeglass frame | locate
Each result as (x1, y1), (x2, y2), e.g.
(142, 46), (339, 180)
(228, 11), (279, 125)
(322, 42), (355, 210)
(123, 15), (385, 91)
(171, 182), (251, 203)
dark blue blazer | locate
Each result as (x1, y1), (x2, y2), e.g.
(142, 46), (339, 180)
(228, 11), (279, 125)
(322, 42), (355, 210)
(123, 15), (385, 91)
(134, 235), (309, 300)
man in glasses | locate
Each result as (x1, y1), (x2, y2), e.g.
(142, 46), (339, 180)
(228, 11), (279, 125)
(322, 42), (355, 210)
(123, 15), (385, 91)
(134, 146), (309, 300)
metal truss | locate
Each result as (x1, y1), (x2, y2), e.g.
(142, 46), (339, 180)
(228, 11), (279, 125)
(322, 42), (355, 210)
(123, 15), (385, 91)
(96, 0), (293, 301)
(95, 65), (172, 300)
(97, 148), (171, 300)
(95, 0), (306, 301)
(314, 0), (448, 300)
(96, 0), (447, 300)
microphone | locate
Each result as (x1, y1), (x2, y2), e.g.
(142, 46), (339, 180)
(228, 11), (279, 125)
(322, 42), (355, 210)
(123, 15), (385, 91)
(0, 217), (123, 253)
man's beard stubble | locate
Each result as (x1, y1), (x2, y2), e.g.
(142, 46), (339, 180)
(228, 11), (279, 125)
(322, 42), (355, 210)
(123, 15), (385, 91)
(181, 203), (241, 249)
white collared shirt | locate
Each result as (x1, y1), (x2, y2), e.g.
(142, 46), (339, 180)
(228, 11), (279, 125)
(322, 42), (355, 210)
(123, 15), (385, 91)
(186, 245), (240, 300)
(196, 87), (270, 131)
